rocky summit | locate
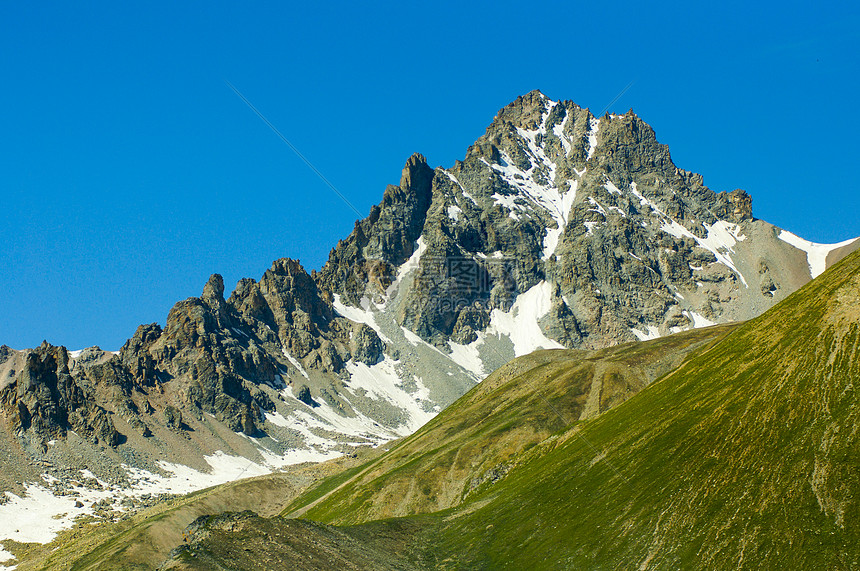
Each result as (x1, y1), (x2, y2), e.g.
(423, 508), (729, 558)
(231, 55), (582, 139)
(0, 91), (857, 539)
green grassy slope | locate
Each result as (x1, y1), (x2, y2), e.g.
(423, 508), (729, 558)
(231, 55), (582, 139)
(422, 249), (860, 569)
(295, 250), (860, 569)
(287, 325), (733, 524)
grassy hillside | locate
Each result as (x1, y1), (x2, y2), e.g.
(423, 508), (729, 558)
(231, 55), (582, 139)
(287, 324), (734, 523)
(161, 512), (427, 570)
(294, 249), (860, 569)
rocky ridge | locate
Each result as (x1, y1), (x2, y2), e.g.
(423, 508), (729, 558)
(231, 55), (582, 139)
(0, 91), (857, 544)
(320, 91), (857, 354)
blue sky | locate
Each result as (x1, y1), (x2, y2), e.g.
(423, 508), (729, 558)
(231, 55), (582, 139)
(2, 1), (858, 350)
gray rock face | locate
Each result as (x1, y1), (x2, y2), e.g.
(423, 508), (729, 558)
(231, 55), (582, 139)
(0, 342), (122, 450)
(319, 90), (852, 352)
(314, 153), (434, 306)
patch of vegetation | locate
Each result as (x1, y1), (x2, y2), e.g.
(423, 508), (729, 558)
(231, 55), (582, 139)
(280, 459), (374, 517)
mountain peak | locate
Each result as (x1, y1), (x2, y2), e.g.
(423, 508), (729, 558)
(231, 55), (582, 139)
(202, 273), (225, 305)
(2, 92), (857, 551)
(397, 152), (434, 202)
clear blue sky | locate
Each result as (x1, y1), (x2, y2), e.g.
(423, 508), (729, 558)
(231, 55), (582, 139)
(2, 1), (858, 350)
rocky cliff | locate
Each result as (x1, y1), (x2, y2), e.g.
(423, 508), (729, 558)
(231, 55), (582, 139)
(319, 91), (852, 355)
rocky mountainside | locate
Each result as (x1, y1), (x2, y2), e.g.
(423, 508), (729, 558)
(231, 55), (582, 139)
(318, 90), (857, 351)
(0, 91), (857, 552)
(21, 248), (860, 570)
(4, 325), (736, 570)
(174, 247), (860, 570)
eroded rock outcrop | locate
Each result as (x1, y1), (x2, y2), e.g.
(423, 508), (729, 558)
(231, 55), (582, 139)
(1, 343), (122, 450)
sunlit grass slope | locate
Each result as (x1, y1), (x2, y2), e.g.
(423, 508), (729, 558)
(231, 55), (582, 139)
(290, 325), (733, 524)
(300, 250), (860, 569)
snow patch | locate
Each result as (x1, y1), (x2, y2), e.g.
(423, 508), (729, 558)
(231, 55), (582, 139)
(630, 309), (716, 342)
(344, 357), (436, 435)
(552, 111), (572, 155)
(401, 326), (429, 348)
(447, 204), (463, 222)
(447, 336), (486, 380)
(290, 405), (390, 445)
(631, 325), (660, 341)
(584, 221), (600, 235)
(540, 179), (578, 259)
(0, 447), (338, 549)
(490, 190), (525, 220)
(486, 282), (564, 357)
(444, 171), (478, 205)
(604, 180), (622, 195)
(264, 411), (292, 427)
(586, 117), (600, 160)
(401, 326), (482, 381)
(0, 483), (84, 545)
(685, 310), (717, 328)
(588, 197), (607, 216)
(332, 294), (393, 344)
(389, 236), (428, 297)
(281, 348), (309, 379)
(777, 231), (858, 279)
(443, 170), (464, 190)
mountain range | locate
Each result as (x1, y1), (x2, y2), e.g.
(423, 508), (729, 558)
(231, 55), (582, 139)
(12, 245), (860, 570)
(1, 91), (857, 564)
